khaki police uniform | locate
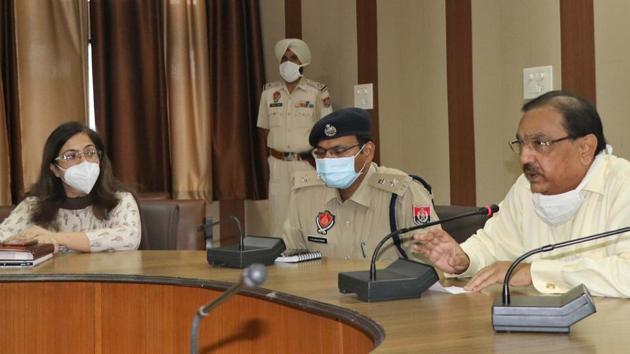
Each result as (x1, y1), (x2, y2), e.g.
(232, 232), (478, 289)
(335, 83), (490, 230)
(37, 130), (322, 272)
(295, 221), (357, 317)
(282, 163), (438, 261)
(257, 77), (332, 237)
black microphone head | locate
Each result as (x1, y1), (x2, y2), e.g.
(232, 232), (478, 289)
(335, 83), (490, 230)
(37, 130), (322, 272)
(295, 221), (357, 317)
(480, 204), (499, 217)
(242, 263), (267, 288)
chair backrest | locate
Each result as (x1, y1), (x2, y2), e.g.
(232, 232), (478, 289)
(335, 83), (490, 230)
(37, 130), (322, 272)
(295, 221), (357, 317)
(0, 206), (13, 223)
(138, 199), (206, 250)
(434, 205), (490, 243)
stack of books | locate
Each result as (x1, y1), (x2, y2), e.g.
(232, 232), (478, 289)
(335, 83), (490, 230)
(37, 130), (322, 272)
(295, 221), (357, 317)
(0, 241), (54, 268)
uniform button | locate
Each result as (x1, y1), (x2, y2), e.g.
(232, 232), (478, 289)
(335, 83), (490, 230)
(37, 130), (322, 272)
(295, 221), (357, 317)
(545, 283), (556, 290)
(345, 220), (351, 226)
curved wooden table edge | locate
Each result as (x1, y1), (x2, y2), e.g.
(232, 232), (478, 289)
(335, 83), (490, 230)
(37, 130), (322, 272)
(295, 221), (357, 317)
(0, 272), (386, 348)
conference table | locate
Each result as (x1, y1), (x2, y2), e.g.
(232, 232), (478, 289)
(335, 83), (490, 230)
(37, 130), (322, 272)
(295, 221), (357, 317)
(0, 251), (628, 353)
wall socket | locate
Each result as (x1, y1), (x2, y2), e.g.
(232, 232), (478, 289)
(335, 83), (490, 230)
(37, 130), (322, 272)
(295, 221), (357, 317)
(354, 83), (374, 109)
(523, 66), (553, 99)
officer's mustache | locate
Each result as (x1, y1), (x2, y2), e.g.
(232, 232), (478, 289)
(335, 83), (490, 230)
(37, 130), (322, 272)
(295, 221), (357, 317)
(522, 163), (540, 175)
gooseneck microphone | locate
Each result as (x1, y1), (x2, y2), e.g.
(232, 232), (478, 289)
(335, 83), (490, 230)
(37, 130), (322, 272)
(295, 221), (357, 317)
(493, 225), (630, 333)
(206, 216), (245, 251)
(190, 264), (267, 354)
(339, 204), (499, 302)
(370, 204), (499, 280)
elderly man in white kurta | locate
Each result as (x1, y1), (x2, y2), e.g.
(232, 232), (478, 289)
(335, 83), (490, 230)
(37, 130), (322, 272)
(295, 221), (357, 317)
(413, 90), (630, 298)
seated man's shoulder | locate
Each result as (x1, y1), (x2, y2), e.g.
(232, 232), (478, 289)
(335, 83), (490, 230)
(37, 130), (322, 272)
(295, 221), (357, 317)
(292, 170), (326, 192)
(607, 154), (630, 177)
(263, 81), (282, 91)
(368, 166), (416, 195)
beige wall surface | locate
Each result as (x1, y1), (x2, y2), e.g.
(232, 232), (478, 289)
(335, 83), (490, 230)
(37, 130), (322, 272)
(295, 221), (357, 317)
(594, 0), (630, 159)
(377, 0), (450, 205)
(302, 0), (358, 109)
(472, 0), (561, 205)
(259, 0), (285, 84)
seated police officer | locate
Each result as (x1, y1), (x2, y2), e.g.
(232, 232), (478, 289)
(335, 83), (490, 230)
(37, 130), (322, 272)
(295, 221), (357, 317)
(282, 107), (438, 261)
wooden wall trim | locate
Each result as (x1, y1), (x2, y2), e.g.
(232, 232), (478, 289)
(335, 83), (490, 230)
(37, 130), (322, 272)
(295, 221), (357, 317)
(284, 0), (302, 38)
(445, 0), (476, 206)
(560, 0), (596, 104)
(356, 0), (380, 163)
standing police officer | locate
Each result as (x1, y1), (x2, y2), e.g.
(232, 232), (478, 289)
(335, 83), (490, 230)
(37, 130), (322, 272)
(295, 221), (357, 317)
(257, 38), (333, 237)
(282, 108), (438, 261)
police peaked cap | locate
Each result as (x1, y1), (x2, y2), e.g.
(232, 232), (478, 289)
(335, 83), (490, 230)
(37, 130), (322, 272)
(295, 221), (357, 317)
(309, 107), (372, 147)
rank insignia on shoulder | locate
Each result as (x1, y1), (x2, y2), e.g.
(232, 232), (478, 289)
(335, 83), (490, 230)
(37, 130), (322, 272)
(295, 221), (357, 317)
(413, 205), (431, 225)
(316, 210), (335, 235)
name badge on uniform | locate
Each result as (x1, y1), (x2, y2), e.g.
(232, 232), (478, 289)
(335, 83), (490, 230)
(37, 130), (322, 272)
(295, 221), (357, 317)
(307, 236), (328, 244)
(270, 103), (283, 107)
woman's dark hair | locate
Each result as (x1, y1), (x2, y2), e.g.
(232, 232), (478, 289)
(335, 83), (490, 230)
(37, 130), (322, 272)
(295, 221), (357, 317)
(522, 90), (607, 156)
(28, 122), (127, 230)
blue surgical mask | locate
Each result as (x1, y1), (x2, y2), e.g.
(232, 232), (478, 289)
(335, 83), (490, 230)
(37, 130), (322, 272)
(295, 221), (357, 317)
(316, 146), (367, 189)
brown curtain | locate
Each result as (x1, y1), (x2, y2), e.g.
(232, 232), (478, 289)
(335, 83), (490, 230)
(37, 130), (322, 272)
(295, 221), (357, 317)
(165, 0), (212, 200)
(207, 0), (268, 200)
(0, 0), (88, 204)
(90, 0), (170, 194)
(0, 0), (17, 206)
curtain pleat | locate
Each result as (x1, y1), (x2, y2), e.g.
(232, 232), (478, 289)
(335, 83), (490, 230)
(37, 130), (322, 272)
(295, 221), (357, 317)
(12, 0), (88, 195)
(91, 0), (170, 194)
(0, 0), (15, 206)
(208, 0), (267, 200)
(165, 0), (212, 200)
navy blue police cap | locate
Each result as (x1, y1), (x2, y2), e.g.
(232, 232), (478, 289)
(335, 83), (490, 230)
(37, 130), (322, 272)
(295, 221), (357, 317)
(308, 107), (372, 147)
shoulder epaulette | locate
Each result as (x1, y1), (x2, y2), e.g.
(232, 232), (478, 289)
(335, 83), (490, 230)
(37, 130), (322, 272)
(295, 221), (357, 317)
(263, 81), (282, 91)
(303, 78), (328, 92)
(368, 173), (412, 196)
(292, 170), (325, 190)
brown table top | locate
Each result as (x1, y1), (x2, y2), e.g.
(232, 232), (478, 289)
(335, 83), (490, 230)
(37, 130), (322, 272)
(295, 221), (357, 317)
(1, 251), (628, 353)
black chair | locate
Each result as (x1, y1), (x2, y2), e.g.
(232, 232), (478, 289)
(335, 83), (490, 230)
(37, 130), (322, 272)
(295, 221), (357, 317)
(434, 205), (490, 243)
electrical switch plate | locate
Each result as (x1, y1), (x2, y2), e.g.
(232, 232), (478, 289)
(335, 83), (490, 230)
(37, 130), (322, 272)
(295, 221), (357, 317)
(523, 66), (553, 99)
(354, 83), (374, 109)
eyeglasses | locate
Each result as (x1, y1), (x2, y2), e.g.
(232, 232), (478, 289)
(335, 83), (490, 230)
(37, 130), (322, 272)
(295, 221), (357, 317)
(55, 147), (102, 164)
(311, 144), (362, 159)
(508, 136), (572, 154)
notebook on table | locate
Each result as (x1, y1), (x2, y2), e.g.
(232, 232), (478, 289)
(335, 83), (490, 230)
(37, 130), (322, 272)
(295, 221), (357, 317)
(0, 241), (54, 268)
(275, 249), (322, 263)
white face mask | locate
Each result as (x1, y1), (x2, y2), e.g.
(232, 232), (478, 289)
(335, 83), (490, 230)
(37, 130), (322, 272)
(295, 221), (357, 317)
(279, 61), (302, 83)
(532, 151), (606, 225)
(58, 161), (100, 195)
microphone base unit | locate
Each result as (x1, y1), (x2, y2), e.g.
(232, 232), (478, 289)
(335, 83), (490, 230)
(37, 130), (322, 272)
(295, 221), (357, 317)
(492, 284), (596, 333)
(338, 258), (439, 302)
(207, 236), (286, 269)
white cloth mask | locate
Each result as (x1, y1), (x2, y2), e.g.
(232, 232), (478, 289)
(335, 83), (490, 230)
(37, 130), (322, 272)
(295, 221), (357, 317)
(532, 151), (606, 225)
(58, 161), (100, 195)
(279, 61), (302, 83)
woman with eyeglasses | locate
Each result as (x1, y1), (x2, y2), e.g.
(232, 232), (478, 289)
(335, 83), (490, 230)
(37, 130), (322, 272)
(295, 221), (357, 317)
(0, 122), (140, 252)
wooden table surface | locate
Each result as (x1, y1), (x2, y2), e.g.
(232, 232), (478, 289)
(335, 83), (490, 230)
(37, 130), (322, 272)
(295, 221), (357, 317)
(1, 250), (628, 353)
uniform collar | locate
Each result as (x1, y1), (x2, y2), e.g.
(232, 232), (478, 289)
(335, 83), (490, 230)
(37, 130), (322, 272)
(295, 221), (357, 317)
(282, 77), (307, 93)
(347, 163), (377, 207)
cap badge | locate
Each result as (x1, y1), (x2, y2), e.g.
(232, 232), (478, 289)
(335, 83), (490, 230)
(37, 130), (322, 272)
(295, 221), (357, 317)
(324, 124), (337, 137)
